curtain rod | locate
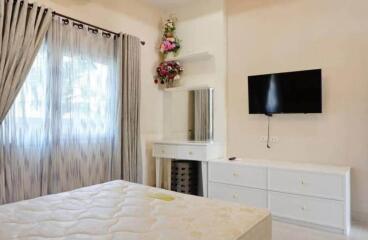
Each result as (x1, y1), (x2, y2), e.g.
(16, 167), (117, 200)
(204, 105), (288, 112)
(52, 12), (146, 46)
(25, 2), (146, 45)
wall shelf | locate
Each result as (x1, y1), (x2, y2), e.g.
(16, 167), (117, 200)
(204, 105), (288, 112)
(165, 51), (213, 63)
(163, 85), (212, 92)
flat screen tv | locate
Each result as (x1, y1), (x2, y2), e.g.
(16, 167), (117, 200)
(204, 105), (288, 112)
(248, 69), (322, 115)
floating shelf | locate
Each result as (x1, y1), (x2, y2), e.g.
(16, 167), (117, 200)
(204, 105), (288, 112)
(164, 85), (212, 92)
(165, 51), (213, 63)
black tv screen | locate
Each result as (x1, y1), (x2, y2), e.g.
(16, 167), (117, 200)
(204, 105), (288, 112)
(248, 69), (322, 115)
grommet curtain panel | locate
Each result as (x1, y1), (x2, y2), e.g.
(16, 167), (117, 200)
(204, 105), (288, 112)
(117, 34), (142, 183)
(0, 0), (52, 123)
(0, 0), (52, 204)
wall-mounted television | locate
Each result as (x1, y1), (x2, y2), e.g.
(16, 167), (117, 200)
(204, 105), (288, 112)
(248, 69), (322, 115)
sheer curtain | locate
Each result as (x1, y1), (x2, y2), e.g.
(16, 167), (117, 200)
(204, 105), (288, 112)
(0, 17), (120, 204)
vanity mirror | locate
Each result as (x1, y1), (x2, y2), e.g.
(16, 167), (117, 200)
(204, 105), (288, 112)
(163, 87), (214, 142)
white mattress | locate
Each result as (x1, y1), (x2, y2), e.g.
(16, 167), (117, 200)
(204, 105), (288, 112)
(0, 181), (271, 240)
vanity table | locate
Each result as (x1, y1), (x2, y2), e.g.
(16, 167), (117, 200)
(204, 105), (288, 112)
(155, 87), (221, 197)
(152, 140), (223, 197)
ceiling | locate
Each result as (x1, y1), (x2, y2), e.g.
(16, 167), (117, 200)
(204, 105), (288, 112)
(143, 0), (196, 9)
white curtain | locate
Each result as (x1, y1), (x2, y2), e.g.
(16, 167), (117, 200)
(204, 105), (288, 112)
(0, 17), (120, 204)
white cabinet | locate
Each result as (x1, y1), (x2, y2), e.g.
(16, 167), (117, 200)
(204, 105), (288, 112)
(208, 159), (351, 235)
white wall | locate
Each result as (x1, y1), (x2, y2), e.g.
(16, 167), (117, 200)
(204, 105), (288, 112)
(163, 0), (227, 146)
(35, 0), (163, 186)
(227, 0), (368, 222)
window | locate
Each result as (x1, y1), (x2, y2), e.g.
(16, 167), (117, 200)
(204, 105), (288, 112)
(60, 55), (114, 138)
(10, 37), (118, 144)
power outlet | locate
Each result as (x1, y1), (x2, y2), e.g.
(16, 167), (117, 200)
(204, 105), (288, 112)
(270, 136), (279, 143)
(259, 136), (279, 143)
(260, 136), (268, 142)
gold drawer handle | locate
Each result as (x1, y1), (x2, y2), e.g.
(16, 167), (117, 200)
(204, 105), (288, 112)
(233, 172), (239, 177)
(233, 193), (239, 199)
(188, 151), (193, 155)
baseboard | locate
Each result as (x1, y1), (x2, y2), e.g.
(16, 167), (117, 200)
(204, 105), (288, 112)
(352, 211), (368, 224)
(272, 216), (346, 235)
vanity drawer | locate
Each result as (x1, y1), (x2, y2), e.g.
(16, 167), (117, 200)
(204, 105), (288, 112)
(209, 162), (267, 189)
(269, 168), (345, 200)
(153, 144), (206, 160)
(176, 145), (206, 160)
(153, 144), (176, 158)
(209, 182), (268, 208)
(270, 191), (345, 229)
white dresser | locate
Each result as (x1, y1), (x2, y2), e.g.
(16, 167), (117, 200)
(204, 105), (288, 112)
(153, 140), (223, 197)
(208, 159), (351, 235)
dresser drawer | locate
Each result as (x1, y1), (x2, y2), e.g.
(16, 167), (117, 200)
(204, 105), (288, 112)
(269, 168), (345, 200)
(209, 182), (268, 208)
(270, 192), (345, 229)
(209, 162), (267, 189)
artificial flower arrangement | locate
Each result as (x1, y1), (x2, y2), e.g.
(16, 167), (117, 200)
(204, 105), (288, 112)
(154, 61), (184, 87)
(155, 16), (183, 88)
(159, 17), (181, 57)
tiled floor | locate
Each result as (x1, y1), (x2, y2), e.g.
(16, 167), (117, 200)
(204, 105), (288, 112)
(273, 221), (368, 240)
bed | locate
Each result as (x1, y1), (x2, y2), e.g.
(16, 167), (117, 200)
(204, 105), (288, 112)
(0, 180), (271, 240)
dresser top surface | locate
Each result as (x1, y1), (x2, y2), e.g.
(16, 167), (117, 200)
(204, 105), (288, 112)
(213, 158), (351, 175)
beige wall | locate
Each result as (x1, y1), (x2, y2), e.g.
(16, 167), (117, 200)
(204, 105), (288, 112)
(34, 0), (163, 186)
(227, 0), (368, 222)
(163, 0), (227, 146)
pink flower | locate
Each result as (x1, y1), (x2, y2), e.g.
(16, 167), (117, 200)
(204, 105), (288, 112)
(160, 38), (179, 53)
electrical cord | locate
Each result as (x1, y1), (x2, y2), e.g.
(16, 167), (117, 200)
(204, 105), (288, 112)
(267, 116), (271, 149)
